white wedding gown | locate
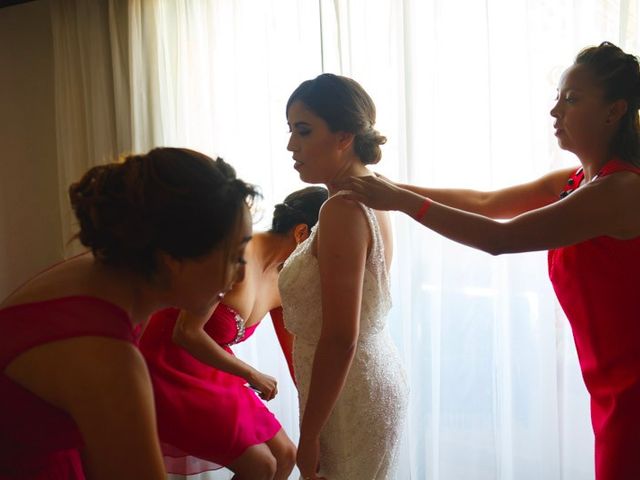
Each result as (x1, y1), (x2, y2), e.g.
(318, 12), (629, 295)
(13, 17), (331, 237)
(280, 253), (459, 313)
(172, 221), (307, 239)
(279, 204), (408, 480)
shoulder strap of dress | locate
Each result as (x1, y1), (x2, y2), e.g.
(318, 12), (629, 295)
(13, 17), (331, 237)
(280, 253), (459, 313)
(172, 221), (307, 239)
(0, 296), (136, 368)
(598, 158), (640, 177)
(559, 167), (584, 199)
(304, 223), (319, 255)
(354, 203), (390, 288)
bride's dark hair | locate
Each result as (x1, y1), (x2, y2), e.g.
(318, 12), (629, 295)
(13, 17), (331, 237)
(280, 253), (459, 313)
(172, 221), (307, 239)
(286, 73), (387, 165)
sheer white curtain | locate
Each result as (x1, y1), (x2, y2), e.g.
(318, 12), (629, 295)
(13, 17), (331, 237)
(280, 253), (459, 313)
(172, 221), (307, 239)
(79, 1), (638, 479)
(124, 1), (322, 478)
(318, 1), (639, 479)
(50, 0), (132, 255)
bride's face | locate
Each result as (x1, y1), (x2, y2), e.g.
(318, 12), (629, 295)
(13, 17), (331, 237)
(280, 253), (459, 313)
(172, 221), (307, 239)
(286, 101), (345, 184)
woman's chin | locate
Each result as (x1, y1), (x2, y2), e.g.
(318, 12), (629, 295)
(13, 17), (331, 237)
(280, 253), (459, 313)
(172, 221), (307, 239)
(298, 172), (316, 184)
(555, 137), (574, 153)
(298, 171), (328, 185)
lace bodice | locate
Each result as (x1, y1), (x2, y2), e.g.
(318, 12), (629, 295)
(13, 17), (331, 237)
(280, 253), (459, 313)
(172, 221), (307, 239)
(279, 204), (392, 343)
(279, 202), (408, 480)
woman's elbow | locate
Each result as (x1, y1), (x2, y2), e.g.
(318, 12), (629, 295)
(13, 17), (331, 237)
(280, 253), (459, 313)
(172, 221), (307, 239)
(482, 234), (527, 256)
(478, 225), (514, 256)
(481, 238), (518, 256)
(484, 243), (506, 256)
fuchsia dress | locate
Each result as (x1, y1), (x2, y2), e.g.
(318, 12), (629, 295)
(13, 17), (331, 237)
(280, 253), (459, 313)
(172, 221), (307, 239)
(548, 158), (640, 480)
(0, 296), (140, 479)
(139, 304), (281, 475)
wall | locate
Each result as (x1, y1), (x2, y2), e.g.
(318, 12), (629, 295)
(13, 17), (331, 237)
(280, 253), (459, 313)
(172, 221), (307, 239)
(0, 0), (63, 298)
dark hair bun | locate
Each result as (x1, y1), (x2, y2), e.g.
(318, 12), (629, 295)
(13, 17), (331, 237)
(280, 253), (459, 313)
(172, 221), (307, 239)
(354, 128), (388, 165)
(69, 148), (259, 275)
(270, 186), (328, 234)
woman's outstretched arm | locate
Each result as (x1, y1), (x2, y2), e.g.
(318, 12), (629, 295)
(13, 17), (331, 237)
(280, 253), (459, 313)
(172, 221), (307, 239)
(337, 169), (640, 254)
(393, 167), (576, 218)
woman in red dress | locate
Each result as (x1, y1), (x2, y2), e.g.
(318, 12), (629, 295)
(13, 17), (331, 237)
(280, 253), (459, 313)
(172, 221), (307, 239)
(337, 42), (640, 480)
(139, 186), (327, 480)
(0, 148), (257, 479)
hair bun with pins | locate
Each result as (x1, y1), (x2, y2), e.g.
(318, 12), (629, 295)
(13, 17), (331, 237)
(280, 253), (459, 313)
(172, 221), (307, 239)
(69, 147), (259, 276)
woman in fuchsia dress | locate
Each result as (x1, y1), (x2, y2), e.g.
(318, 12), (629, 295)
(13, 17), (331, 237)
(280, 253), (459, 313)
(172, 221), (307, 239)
(140, 186), (327, 479)
(337, 42), (640, 479)
(0, 148), (256, 479)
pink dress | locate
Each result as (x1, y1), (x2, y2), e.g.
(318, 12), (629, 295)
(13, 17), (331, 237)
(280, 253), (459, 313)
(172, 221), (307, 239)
(0, 296), (140, 479)
(139, 304), (281, 475)
(549, 158), (640, 479)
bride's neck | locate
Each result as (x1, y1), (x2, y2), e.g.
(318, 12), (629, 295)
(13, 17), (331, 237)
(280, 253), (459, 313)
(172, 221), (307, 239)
(327, 157), (370, 195)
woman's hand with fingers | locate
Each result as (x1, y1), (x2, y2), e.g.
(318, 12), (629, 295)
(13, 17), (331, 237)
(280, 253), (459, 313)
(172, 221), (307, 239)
(246, 369), (278, 401)
(333, 174), (411, 212)
(297, 434), (324, 480)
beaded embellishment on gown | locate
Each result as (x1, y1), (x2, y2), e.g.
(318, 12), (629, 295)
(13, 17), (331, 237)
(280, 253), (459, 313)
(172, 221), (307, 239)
(279, 204), (408, 480)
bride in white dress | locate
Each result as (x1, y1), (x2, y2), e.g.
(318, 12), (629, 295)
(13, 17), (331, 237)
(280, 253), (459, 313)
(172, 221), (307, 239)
(278, 74), (408, 480)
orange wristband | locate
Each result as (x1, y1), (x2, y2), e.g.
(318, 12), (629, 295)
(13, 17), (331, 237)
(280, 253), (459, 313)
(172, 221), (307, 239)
(414, 198), (432, 222)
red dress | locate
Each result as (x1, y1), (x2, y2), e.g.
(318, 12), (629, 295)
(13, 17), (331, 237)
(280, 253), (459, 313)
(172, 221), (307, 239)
(548, 158), (640, 480)
(139, 304), (281, 475)
(0, 296), (140, 479)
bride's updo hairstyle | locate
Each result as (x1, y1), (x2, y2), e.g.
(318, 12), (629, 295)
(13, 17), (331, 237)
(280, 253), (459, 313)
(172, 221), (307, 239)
(286, 73), (387, 165)
(69, 147), (258, 276)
